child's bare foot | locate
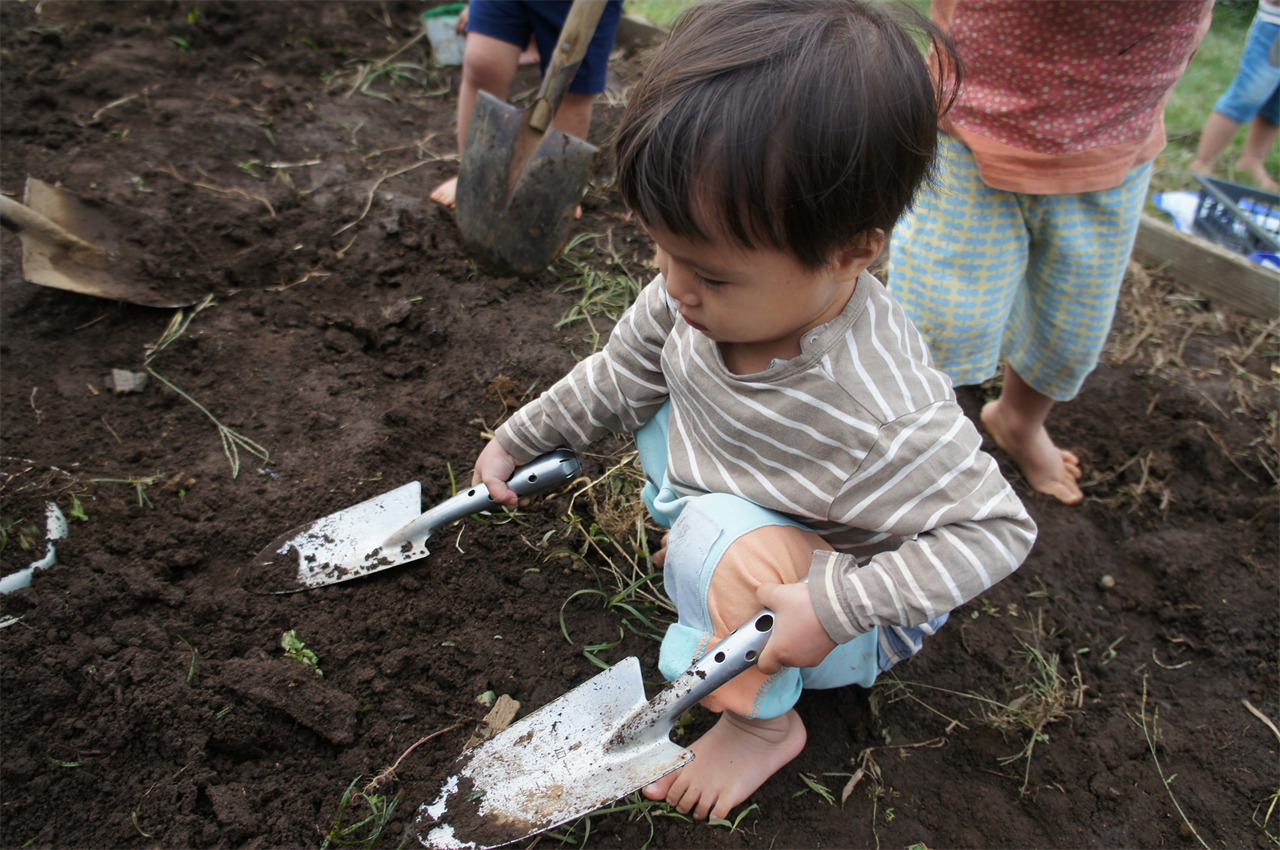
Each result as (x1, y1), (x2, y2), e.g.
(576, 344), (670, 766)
(430, 176), (457, 208)
(643, 709), (806, 821)
(1237, 157), (1279, 192)
(980, 399), (1083, 505)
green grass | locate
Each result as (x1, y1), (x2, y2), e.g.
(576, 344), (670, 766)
(623, 0), (689, 28)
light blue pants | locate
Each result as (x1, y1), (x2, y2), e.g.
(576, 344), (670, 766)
(636, 401), (945, 719)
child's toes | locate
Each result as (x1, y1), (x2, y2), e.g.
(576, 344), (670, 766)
(642, 773), (676, 802)
(1061, 451), (1081, 479)
(669, 788), (697, 815)
(704, 795), (733, 823)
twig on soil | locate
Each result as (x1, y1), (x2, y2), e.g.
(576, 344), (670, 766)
(74, 310), (116, 331)
(155, 164), (276, 217)
(143, 297), (271, 477)
(363, 722), (461, 795)
(1081, 449), (1149, 488)
(1243, 699), (1280, 744)
(1239, 316), (1280, 363)
(331, 158), (437, 236)
(827, 738), (947, 806)
(334, 231), (360, 260)
(1150, 648), (1191, 670)
(265, 158), (321, 169)
(360, 131), (445, 163)
(87, 92), (139, 124)
(100, 416), (122, 444)
(1197, 421), (1260, 483)
(29, 388), (41, 423)
(267, 268), (331, 292)
(91, 474), (162, 507)
(1132, 677), (1212, 850)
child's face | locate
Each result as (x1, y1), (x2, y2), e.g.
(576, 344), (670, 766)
(645, 223), (883, 362)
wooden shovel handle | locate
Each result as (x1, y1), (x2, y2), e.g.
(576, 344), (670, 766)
(527, 0), (608, 133)
(0, 194), (108, 269)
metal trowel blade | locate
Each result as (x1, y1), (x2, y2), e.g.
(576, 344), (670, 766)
(416, 657), (692, 850)
(246, 482), (428, 593)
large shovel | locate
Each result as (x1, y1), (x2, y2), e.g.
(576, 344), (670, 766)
(0, 177), (206, 308)
(454, 0), (606, 278)
(415, 606), (780, 849)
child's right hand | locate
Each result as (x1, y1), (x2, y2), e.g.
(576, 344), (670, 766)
(472, 439), (521, 508)
(755, 581), (837, 674)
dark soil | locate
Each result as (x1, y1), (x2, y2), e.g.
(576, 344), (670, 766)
(2, 4), (1277, 849)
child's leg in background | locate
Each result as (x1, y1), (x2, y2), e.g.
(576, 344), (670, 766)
(633, 403), (943, 820)
(1191, 13), (1280, 189)
(521, 0), (623, 143)
(888, 134), (1084, 505)
(429, 1), (525, 206)
(430, 0), (622, 207)
(977, 161), (1151, 504)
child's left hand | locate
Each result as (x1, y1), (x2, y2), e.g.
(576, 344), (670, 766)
(755, 581), (837, 674)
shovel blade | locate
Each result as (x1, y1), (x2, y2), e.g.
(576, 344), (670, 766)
(19, 178), (205, 308)
(455, 91), (597, 278)
(245, 482), (428, 593)
(416, 657), (691, 850)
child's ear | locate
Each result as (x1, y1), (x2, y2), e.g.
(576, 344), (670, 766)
(833, 230), (886, 277)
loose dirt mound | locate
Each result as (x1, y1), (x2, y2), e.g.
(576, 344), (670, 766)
(2, 4), (1276, 849)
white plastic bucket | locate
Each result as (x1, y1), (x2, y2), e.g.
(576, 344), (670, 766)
(426, 17), (466, 67)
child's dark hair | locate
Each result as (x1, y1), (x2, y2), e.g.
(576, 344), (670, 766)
(614, 0), (961, 270)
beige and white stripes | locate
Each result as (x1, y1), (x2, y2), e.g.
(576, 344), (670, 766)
(498, 273), (1036, 644)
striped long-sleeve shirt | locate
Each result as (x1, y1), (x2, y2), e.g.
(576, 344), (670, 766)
(497, 272), (1037, 644)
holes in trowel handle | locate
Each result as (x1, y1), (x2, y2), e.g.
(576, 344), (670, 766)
(472, 473), (539, 501)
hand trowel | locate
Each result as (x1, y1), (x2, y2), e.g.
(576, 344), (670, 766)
(415, 606), (780, 849)
(246, 449), (579, 593)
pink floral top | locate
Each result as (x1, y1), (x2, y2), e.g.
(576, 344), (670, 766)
(932, 0), (1213, 193)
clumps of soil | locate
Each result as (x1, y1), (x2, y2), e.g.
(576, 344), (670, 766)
(1, 3), (1277, 849)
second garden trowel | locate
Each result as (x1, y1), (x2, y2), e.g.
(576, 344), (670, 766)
(247, 449), (580, 593)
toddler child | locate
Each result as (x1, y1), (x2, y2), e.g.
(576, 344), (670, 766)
(471, 0), (1037, 823)
(888, 0), (1214, 504)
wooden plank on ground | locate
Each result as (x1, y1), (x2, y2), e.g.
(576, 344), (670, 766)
(464, 694), (520, 751)
(1132, 213), (1280, 320)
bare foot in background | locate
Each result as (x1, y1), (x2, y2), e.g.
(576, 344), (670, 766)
(1237, 156), (1279, 192)
(430, 176), (458, 207)
(981, 399), (1083, 505)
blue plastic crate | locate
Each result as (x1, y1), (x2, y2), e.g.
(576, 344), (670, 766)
(1192, 174), (1280, 255)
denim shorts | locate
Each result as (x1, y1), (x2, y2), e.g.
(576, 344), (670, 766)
(1214, 15), (1280, 126)
(465, 0), (623, 95)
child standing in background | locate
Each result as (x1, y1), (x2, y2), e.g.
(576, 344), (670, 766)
(888, 0), (1214, 505)
(1191, 0), (1280, 191)
(430, 0), (623, 208)
(472, 0), (1036, 822)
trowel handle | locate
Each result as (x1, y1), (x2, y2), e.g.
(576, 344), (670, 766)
(381, 449), (581, 548)
(606, 577), (814, 751)
(606, 607), (778, 751)
(527, 0), (608, 132)
(0, 194), (108, 269)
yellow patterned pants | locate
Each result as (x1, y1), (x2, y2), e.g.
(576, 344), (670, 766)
(888, 133), (1152, 402)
